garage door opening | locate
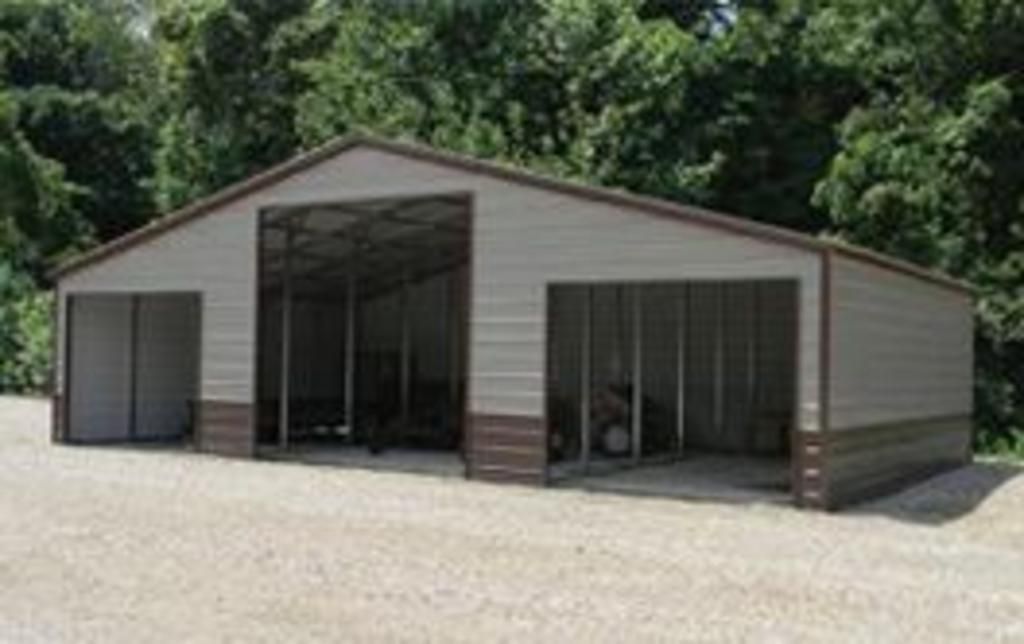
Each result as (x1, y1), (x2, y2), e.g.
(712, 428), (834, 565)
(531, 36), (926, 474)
(64, 293), (201, 444)
(546, 280), (797, 502)
(256, 194), (470, 475)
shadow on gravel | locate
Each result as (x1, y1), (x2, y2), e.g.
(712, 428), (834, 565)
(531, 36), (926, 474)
(848, 461), (1023, 525)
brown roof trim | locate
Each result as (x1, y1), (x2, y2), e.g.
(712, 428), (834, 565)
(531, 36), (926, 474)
(51, 133), (972, 297)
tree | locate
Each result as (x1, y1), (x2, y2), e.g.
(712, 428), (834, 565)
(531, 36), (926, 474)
(0, 91), (70, 394)
(810, 0), (1024, 442)
(0, 0), (159, 249)
(152, 0), (322, 209)
(0, 0), (156, 393)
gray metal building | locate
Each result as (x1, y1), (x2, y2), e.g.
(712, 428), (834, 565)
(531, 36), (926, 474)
(51, 135), (974, 509)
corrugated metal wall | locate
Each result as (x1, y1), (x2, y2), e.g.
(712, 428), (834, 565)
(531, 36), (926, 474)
(829, 256), (974, 429)
(57, 204), (255, 404)
(66, 293), (199, 441)
(246, 147), (823, 431)
(67, 295), (133, 441)
(58, 145), (824, 434)
(135, 294), (200, 439)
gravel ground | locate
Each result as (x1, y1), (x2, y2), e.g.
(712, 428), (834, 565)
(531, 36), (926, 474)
(1, 396), (1023, 642)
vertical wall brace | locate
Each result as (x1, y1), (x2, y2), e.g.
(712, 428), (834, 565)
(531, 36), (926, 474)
(631, 285), (643, 464)
(399, 270), (412, 429)
(129, 294), (141, 440)
(344, 254), (357, 432)
(676, 285), (687, 457)
(713, 283), (725, 437)
(62, 295), (75, 442)
(447, 270), (460, 428)
(579, 286), (592, 473)
(747, 283), (760, 451)
(278, 221), (294, 449)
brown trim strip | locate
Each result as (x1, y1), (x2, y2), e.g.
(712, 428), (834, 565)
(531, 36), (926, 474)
(61, 294), (74, 442)
(51, 395), (62, 442)
(50, 290), (61, 443)
(50, 134), (970, 297)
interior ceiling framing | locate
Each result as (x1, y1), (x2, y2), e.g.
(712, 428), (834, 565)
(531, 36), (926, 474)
(260, 195), (470, 297)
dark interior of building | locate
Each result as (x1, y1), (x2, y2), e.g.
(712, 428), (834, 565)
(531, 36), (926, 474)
(546, 280), (798, 496)
(256, 195), (471, 459)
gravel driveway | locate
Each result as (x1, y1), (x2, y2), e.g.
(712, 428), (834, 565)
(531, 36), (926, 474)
(1, 396), (1023, 642)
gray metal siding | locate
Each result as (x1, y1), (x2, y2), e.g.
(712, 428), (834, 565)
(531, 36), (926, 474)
(58, 207), (255, 403)
(257, 147), (824, 429)
(830, 255), (974, 430)
(58, 146), (824, 431)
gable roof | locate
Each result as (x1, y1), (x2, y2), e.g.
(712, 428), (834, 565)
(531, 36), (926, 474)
(52, 133), (970, 295)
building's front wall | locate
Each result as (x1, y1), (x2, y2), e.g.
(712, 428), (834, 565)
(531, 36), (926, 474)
(57, 208), (256, 403)
(56, 145), (825, 480)
(57, 201), (257, 453)
(823, 254), (974, 507)
(256, 147), (824, 482)
(55, 142), (984, 509)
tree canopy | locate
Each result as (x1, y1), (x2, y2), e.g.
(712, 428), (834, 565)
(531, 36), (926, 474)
(1, 0), (1021, 449)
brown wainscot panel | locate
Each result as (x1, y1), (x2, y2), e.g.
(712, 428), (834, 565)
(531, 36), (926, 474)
(467, 413), (547, 485)
(51, 394), (65, 443)
(792, 430), (828, 510)
(197, 400), (256, 458)
(801, 415), (972, 511)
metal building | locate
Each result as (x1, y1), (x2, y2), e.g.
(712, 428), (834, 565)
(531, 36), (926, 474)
(51, 135), (974, 509)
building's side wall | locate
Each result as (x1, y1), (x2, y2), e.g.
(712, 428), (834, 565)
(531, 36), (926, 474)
(824, 254), (974, 507)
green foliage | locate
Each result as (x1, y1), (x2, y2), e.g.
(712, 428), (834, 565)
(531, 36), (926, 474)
(977, 428), (1024, 460)
(809, 0), (1024, 448)
(152, 0), (320, 209)
(0, 0), (1023, 449)
(0, 264), (51, 394)
(0, 90), (81, 276)
(1, 0), (158, 246)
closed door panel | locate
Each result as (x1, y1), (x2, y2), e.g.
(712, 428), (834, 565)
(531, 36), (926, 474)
(136, 294), (200, 439)
(68, 295), (133, 442)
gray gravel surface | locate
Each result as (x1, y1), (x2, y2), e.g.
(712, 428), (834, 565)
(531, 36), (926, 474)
(1, 396), (1023, 642)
